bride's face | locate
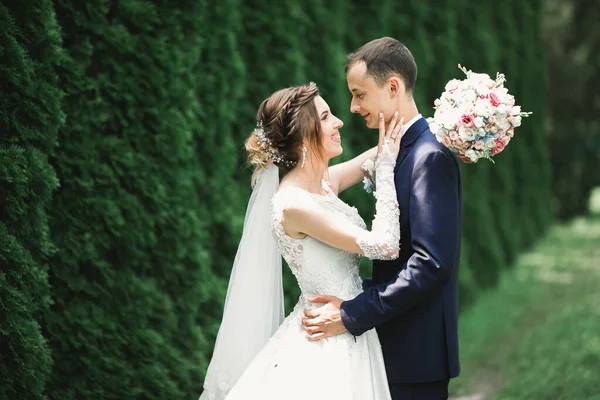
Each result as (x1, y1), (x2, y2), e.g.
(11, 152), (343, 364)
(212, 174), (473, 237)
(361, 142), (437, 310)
(313, 96), (344, 160)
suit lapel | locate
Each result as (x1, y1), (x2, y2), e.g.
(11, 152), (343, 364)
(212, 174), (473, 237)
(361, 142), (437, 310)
(395, 117), (429, 171)
(396, 144), (411, 169)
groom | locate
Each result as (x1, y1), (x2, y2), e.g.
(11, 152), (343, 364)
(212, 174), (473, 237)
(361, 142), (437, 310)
(302, 37), (463, 400)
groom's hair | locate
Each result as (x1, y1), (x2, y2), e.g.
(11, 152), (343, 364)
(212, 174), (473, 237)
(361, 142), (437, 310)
(345, 37), (417, 94)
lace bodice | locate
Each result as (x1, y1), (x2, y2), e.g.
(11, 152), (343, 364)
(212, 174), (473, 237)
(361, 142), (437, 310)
(271, 182), (366, 301)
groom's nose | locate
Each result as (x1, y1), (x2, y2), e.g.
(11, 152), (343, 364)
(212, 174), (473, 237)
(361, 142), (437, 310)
(350, 99), (360, 113)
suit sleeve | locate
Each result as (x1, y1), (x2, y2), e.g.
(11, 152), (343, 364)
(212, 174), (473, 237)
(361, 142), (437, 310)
(340, 149), (461, 336)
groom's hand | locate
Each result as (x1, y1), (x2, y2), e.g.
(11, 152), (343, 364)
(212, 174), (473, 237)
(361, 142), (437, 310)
(302, 295), (347, 341)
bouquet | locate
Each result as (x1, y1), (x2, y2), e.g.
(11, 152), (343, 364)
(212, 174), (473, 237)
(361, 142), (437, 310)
(427, 65), (532, 163)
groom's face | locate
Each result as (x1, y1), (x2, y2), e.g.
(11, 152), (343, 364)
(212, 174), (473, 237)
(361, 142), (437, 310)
(347, 62), (398, 129)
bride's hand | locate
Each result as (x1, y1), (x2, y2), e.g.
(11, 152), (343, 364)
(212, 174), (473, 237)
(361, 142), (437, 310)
(377, 111), (404, 159)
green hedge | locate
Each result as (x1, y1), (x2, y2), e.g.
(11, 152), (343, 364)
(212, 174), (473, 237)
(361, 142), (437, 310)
(0, 2), (63, 399)
(543, 0), (600, 219)
(0, 1), (554, 398)
(42, 2), (210, 399)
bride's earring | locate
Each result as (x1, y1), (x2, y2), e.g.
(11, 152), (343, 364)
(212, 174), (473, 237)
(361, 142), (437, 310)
(301, 146), (307, 168)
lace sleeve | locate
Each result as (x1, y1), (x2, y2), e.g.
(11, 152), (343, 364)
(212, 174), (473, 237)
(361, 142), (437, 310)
(356, 145), (400, 260)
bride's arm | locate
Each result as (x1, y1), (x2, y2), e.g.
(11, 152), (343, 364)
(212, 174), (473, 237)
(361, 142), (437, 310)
(327, 146), (378, 194)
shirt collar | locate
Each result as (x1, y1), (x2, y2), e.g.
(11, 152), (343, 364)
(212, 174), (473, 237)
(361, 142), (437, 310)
(402, 113), (422, 134)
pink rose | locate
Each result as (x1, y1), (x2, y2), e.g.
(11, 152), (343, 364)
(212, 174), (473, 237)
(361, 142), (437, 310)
(492, 138), (506, 155)
(445, 79), (460, 94)
(489, 92), (501, 107)
(474, 141), (484, 150)
(460, 114), (475, 128)
(485, 123), (493, 132)
(488, 115), (498, 124)
(442, 136), (452, 147)
(449, 131), (458, 141)
(455, 137), (464, 145)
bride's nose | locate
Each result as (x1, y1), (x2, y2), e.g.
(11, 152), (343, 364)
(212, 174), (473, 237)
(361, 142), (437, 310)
(334, 117), (344, 129)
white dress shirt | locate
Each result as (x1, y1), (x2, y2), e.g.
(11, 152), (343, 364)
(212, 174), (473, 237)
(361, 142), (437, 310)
(401, 113), (423, 136)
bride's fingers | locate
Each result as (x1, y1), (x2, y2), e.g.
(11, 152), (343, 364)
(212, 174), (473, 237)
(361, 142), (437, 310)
(393, 117), (404, 139)
(378, 112), (385, 151)
(386, 111), (399, 138)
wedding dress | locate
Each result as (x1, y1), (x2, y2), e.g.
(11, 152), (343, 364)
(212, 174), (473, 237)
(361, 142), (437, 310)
(200, 147), (399, 400)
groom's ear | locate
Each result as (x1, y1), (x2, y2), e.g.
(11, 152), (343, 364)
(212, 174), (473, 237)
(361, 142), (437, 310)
(387, 76), (405, 98)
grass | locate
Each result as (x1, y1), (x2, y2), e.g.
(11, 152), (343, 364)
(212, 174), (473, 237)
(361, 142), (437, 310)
(449, 188), (600, 400)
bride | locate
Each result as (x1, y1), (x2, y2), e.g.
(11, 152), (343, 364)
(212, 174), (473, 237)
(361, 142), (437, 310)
(200, 82), (404, 400)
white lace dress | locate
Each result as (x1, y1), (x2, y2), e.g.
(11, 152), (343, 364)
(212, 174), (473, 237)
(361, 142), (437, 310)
(223, 179), (393, 400)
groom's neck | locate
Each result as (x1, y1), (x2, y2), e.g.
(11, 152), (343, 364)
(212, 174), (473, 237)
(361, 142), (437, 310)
(398, 100), (419, 124)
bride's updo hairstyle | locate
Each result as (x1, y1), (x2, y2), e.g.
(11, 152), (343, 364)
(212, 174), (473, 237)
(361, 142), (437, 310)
(246, 82), (325, 176)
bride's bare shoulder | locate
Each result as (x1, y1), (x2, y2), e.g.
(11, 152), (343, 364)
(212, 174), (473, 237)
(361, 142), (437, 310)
(275, 184), (323, 217)
(272, 185), (321, 239)
(274, 185), (316, 209)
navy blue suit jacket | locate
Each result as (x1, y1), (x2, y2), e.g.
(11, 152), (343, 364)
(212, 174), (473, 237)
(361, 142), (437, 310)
(341, 117), (463, 384)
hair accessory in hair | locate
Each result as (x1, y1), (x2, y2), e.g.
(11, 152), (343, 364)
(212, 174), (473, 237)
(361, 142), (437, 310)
(255, 121), (297, 168)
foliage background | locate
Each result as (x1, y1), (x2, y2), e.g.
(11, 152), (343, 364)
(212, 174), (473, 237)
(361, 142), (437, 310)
(542, 0), (600, 219)
(1, 0), (595, 399)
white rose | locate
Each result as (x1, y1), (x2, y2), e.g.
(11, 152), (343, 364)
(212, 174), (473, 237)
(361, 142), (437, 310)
(510, 116), (522, 127)
(510, 105), (522, 115)
(497, 116), (511, 131)
(442, 92), (454, 102)
(463, 89), (477, 103)
(434, 98), (442, 107)
(474, 116), (485, 128)
(434, 107), (444, 120)
(465, 149), (478, 162)
(475, 99), (493, 118)
(459, 127), (477, 141)
(442, 110), (459, 130)
(496, 87), (509, 99)
(485, 138), (496, 150)
(505, 94), (516, 106)
(458, 80), (470, 92)
(496, 103), (509, 115)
